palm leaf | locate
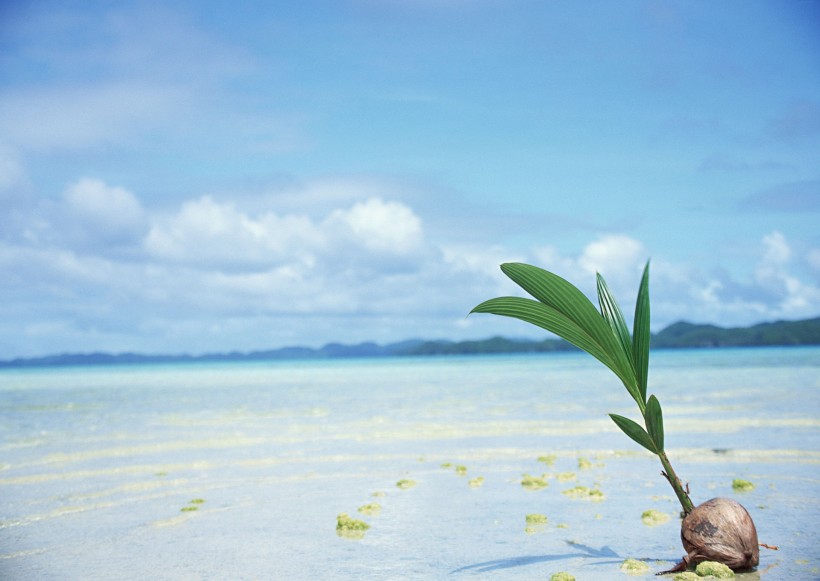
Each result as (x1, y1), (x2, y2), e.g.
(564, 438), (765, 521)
(497, 263), (641, 409)
(471, 297), (623, 374)
(596, 273), (636, 375)
(644, 394), (664, 452)
(609, 413), (658, 454)
(632, 262), (651, 403)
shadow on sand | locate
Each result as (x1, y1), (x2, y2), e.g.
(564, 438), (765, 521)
(450, 541), (625, 574)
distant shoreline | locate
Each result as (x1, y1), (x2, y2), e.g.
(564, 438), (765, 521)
(2, 316), (818, 369)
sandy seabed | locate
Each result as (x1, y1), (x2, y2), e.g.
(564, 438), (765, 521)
(1, 351), (819, 580)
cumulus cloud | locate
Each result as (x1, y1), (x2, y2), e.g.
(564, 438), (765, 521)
(2, 175), (819, 357)
(754, 231), (819, 313)
(325, 197), (424, 257)
(145, 196), (320, 270)
(660, 231), (820, 326)
(144, 195), (426, 274)
(578, 235), (646, 279)
(64, 178), (147, 241)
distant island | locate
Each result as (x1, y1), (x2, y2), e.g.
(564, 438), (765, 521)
(1, 316), (819, 368)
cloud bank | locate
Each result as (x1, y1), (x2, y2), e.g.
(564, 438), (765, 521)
(1, 174), (818, 358)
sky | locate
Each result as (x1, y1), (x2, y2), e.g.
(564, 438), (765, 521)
(1, 1), (819, 358)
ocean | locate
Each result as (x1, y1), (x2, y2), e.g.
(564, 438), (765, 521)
(1, 347), (818, 580)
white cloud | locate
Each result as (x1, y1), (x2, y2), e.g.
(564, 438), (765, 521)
(578, 234), (647, 279)
(325, 197), (423, 256)
(145, 196), (319, 270)
(64, 178), (147, 240)
(144, 195), (426, 275)
(753, 231), (820, 314)
(3, 175), (819, 358)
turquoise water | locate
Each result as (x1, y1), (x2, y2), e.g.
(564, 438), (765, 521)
(1, 347), (818, 579)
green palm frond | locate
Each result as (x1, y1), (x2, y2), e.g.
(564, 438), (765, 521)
(471, 262), (645, 411)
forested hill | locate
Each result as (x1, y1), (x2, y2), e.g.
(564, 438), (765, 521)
(1, 317), (819, 368)
(651, 317), (820, 348)
(404, 316), (820, 355)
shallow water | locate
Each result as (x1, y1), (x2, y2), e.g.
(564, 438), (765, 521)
(1, 347), (818, 580)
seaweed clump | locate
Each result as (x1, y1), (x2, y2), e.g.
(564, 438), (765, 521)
(525, 513), (548, 524)
(549, 573), (575, 581)
(336, 513), (370, 539)
(357, 502), (381, 515)
(695, 560), (735, 578)
(468, 476), (484, 488)
(641, 508), (670, 526)
(731, 478), (754, 492)
(521, 474), (548, 490)
(620, 558), (650, 573)
(561, 485), (604, 501)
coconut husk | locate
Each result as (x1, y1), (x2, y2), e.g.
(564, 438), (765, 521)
(664, 497), (759, 573)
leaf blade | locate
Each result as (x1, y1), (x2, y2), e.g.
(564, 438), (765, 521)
(645, 394), (664, 452)
(596, 273), (636, 373)
(470, 297), (621, 372)
(632, 261), (651, 403)
(497, 263), (639, 398)
(609, 413), (658, 454)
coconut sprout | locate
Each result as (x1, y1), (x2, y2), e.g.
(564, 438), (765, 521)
(470, 261), (760, 573)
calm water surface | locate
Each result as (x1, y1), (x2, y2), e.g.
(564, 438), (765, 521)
(1, 347), (818, 580)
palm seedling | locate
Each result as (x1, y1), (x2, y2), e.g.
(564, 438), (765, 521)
(470, 261), (759, 573)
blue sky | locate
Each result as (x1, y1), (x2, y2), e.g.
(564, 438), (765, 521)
(1, 1), (819, 358)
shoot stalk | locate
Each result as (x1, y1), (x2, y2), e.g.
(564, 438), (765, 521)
(658, 450), (694, 514)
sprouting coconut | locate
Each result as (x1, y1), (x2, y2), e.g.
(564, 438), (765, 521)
(471, 261), (763, 574)
(668, 497), (759, 573)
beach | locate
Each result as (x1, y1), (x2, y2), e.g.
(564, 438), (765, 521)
(1, 348), (819, 580)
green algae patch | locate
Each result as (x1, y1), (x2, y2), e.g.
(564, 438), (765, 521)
(440, 462), (453, 468)
(549, 573), (575, 581)
(577, 457), (593, 469)
(732, 478), (755, 492)
(180, 498), (205, 512)
(524, 513), (547, 534)
(336, 513), (370, 539)
(538, 454), (557, 466)
(620, 558), (650, 574)
(357, 502), (381, 515)
(561, 485), (604, 501)
(455, 465), (468, 476)
(396, 479), (417, 490)
(371, 491), (387, 498)
(695, 561), (734, 578)
(521, 473), (549, 490)
(525, 513), (548, 524)
(641, 509), (670, 526)
(556, 471), (576, 482)
(468, 476), (485, 488)
(673, 572), (700, 581)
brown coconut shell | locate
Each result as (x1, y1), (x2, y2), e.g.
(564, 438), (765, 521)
(679, 497), (759, 571)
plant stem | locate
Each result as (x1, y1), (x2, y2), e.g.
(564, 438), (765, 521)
(658, 450), (694, 514)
